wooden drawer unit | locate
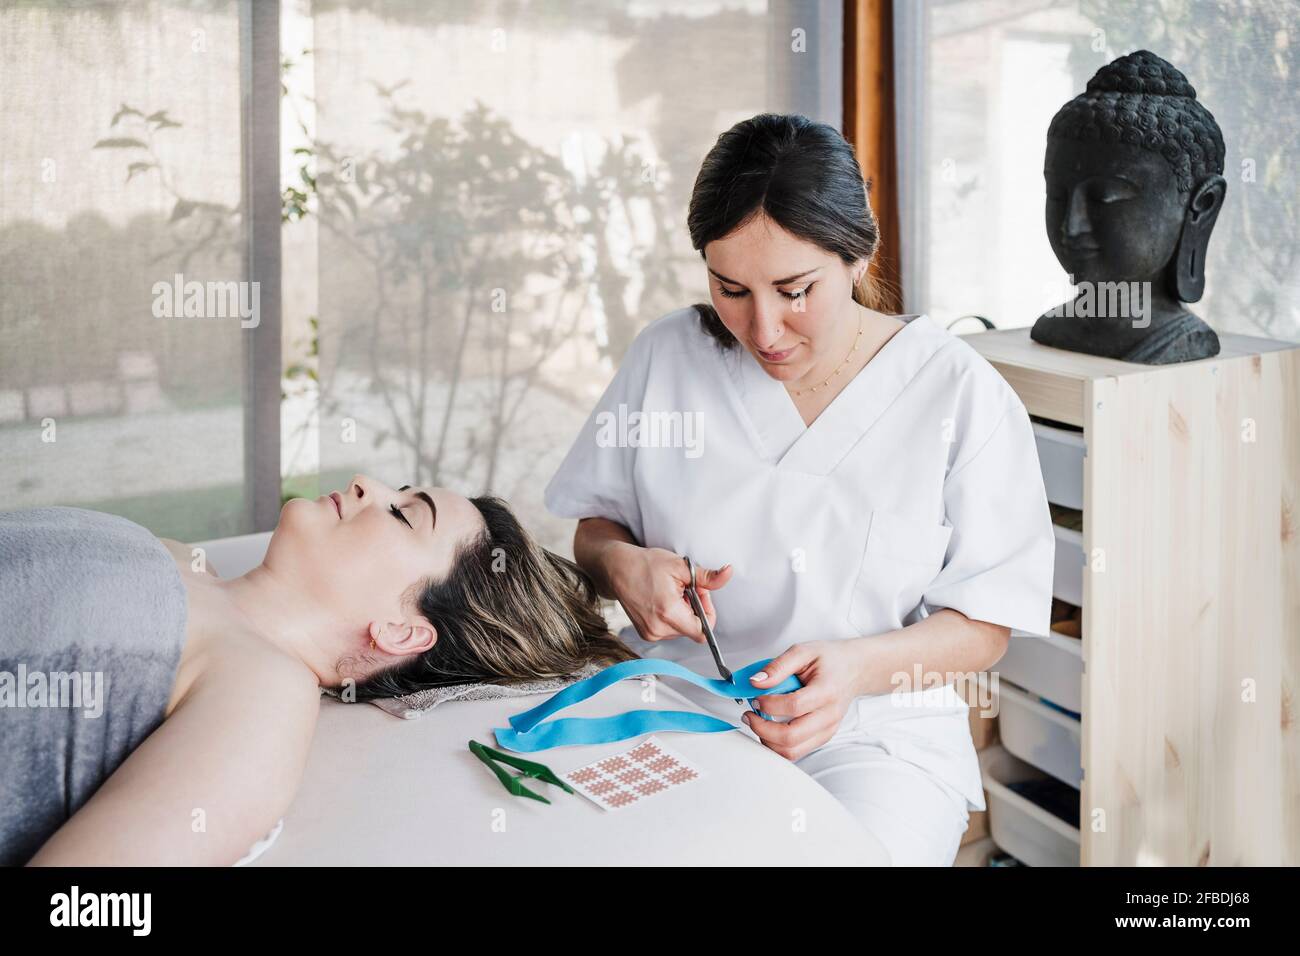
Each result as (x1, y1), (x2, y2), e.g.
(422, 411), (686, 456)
(965, 327), (1300, 866)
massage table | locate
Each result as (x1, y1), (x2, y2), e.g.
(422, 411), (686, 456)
(196, 531), (890, 866)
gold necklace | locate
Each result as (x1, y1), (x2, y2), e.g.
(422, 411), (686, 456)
(790, 315), (864, 397)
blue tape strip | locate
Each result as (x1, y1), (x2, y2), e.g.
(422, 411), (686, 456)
(491, 657), (801, 754)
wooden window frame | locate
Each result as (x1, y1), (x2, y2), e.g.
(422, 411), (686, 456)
(844, 0), (902, 313)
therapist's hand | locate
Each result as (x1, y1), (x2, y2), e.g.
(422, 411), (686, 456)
(741, 641), (861, 761)
(608, 544), (732, 645)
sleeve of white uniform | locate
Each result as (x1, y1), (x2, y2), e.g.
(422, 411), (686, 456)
(542, 336), (649, 545)
(921, 398), (1056, 636)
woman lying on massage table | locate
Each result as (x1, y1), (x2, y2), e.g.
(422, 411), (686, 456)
(3, 476), (646, 866)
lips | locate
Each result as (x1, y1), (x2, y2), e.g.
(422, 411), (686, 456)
(757, 345), (797, 362)
(329, 492), (343, 519)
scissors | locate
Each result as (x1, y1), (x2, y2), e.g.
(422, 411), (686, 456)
(683, 556), (764, 719)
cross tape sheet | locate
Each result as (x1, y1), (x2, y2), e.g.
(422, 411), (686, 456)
(561, 736), (701, 811)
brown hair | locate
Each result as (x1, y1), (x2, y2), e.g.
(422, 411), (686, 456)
(344, 495), (638, 701)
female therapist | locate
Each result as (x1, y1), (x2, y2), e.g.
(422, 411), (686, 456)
(544, 113), (1055, 866)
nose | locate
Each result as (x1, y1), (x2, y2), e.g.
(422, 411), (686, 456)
(1064, 183), (1092, 241)
(347, 474), (375, 501)
(751, 296), (788, 351)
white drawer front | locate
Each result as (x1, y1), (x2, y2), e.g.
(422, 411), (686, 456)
(1032, 421), (1085, 510)
(980, 746), (1080, 867)
(998, 628), (1083, 713)
(996, 682), (1082, 789)
(1052, 524), (1084, 606)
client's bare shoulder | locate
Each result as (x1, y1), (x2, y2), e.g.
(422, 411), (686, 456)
(28, 536), (322, 865)
(28, 633), (319, 865)
(158, 536), (221, 578)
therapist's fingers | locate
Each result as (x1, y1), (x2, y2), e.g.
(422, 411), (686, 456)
(694, 586), (719, 630)
(632, 596), (705, 644)
(750, 685), (818, 719)
(747, 643), (816, 690)
(741, 710), (833, 762)
(663, 599), (708, 644)
(692, 564), (731, 629)
(693, 563), (732, 592)
(646, 582), (707, 644)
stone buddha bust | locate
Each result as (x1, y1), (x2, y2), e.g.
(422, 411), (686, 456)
(1031, 50), (1227, 364)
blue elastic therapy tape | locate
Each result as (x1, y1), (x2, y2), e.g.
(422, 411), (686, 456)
(491, 657), (801, 753)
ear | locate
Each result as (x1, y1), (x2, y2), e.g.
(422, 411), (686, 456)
(1171, 174), (1226, 303)
(850, 256), (869, 286)
(369, 618), (437, 656)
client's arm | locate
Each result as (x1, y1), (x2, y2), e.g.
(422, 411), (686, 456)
(27, 659), (319, 866)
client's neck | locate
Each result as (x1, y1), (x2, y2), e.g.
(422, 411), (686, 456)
(215, 565), (355, 687)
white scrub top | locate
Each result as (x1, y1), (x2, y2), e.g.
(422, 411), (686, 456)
(544, 307), (1055, 812)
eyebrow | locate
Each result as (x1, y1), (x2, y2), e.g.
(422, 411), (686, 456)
(1046, 171), (1143, 187)
(707, 266), (820, 287)
(398, 485), (437, 532)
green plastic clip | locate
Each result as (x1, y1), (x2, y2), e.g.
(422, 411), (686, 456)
(469, 739), (576, 805)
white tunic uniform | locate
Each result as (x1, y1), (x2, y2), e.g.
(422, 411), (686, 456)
(544, 307), (1055, 834)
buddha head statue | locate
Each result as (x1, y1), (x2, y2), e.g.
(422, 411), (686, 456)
(1031, 50), (1227, 364)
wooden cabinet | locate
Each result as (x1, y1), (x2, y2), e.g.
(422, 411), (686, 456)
(962, 327), (1300, 866)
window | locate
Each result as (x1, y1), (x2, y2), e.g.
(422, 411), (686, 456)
(309, 0), (843, 551)
(895, 0), (1299, 342)
(0, 0), (281, 540)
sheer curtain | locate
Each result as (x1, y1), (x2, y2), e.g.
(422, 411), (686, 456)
(894, 0), (1299, 342)
(0, 0), (281, 540)
(311, 0), (843, 552)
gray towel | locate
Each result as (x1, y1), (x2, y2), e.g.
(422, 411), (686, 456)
(0, 506), (188, 866)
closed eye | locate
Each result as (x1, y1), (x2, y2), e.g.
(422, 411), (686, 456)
(389, 504), (412, 529)
(717, 283), (814, 301)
